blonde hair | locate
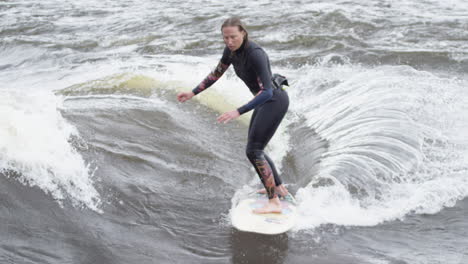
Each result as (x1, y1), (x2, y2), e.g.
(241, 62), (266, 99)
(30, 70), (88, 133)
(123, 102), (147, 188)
(221, 17), (249, 41)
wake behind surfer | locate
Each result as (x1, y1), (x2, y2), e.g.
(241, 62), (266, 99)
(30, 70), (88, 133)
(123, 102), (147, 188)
(177, 17), (294, 214)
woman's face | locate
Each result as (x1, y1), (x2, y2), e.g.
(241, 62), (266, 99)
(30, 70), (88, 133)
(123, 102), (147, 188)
(222, 26), (245, 51)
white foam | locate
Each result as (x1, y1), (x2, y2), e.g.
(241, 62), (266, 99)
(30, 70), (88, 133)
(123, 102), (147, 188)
(287, 62), (468, 229)
(0, 91), (101, 211)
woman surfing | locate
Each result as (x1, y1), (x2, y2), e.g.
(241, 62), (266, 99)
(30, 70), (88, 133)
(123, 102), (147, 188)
(177, 17), (294, 214)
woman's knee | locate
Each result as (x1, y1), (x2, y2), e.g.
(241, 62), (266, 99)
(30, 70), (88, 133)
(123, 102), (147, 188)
(246, 147), (263, 162)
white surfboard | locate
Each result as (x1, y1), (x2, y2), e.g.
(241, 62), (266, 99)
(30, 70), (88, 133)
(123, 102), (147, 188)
(231, 194), (298, 235)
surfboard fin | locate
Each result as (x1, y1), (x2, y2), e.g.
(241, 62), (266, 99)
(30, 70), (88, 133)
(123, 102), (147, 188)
(281, 193), (297, 206)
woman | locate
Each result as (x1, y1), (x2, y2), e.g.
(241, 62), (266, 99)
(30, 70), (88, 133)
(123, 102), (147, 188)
(177, 17), (294, 214)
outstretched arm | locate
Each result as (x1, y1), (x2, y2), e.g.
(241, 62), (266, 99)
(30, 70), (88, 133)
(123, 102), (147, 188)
(192, 61), (230, 95)
(177, 60), (229, 102)
(177, 47), (232, 103)
(178, 61), (229, 102)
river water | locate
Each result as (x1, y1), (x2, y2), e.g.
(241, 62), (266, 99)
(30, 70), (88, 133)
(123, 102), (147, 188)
(1, 0), (468, 263)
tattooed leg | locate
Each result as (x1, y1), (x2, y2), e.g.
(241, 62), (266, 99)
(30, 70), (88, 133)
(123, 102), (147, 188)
(246, 149), (282, 214)
(247, 150), (277, 199)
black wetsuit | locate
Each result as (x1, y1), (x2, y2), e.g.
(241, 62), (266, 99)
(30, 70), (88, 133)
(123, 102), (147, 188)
(192, 40), (289, 199)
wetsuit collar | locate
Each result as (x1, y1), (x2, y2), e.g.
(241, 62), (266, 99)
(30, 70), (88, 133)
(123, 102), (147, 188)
(234, 39), (248, 54)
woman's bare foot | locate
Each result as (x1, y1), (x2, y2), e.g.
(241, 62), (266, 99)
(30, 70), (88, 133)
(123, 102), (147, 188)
(253, 197), (282, 214)
(257, 184), (289, 197)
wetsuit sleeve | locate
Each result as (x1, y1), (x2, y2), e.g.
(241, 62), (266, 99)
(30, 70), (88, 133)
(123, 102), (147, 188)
(192, 47), (232, 95)
(237, 49), (274, 115)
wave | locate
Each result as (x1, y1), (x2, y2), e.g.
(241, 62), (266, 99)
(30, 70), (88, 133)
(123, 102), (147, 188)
(0, 91), (101, 211)
(287, 61), (468, 229)
(3, 34), (467, 229)
(57, 68), (256, 124)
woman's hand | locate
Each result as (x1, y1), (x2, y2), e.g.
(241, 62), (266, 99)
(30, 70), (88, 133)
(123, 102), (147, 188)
(177, 92), (195, 102)
(217, 110), (240, 124)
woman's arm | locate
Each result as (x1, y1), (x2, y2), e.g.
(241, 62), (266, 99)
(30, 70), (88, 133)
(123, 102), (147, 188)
(237, 49), (274, 115)
(192, 61), (230, 95)
(177, 47), (231, 103)
(192, 47), (232, 95)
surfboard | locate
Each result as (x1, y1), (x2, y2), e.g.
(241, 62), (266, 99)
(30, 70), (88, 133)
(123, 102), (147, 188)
(231, 194), (298, 235)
